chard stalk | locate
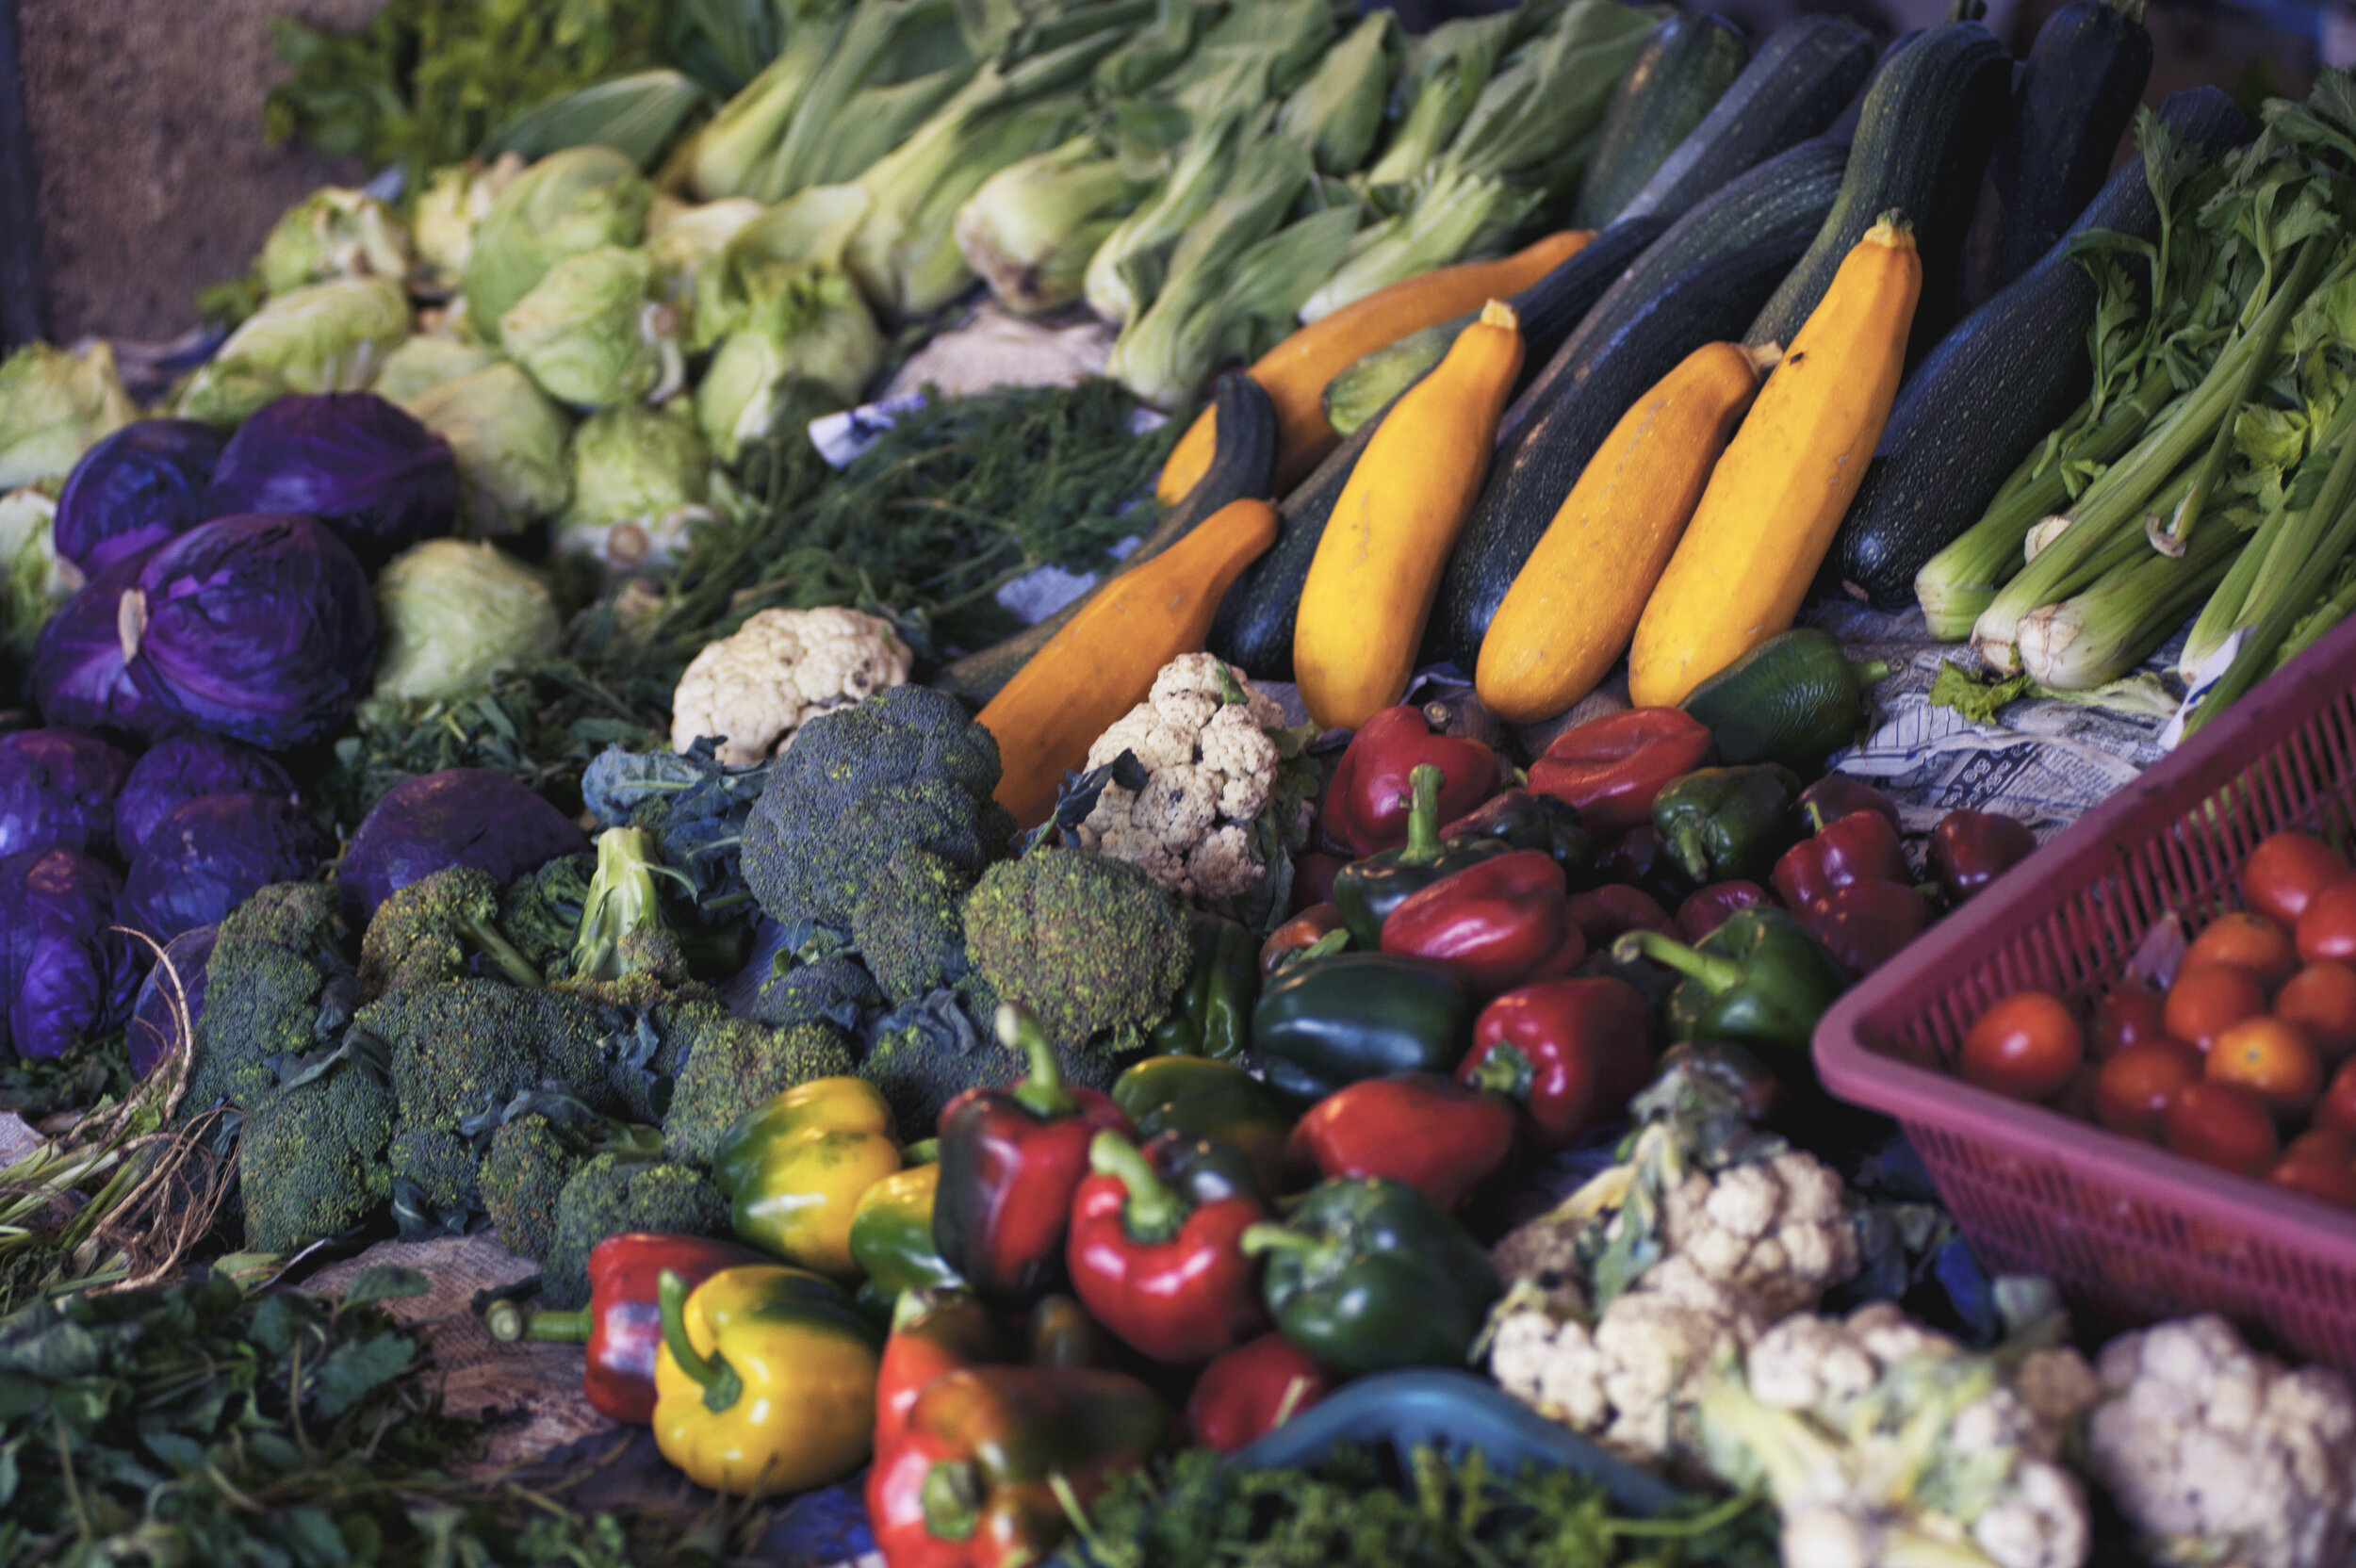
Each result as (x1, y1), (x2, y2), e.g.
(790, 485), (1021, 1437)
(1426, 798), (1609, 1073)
(2270, 561), (2356, 670)
(2016, 516), (2244, 689)
(2181, 389), (2356, 676)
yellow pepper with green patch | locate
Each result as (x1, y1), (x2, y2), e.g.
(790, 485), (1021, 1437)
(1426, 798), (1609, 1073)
(713, 1076), (902, 1275)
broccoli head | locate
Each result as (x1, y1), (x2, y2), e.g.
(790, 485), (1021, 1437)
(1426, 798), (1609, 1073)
(857, 984), (1118, 1138)
(962, 846), (1192, 1052)
(479, 1113), (592, 1262)
(753, 954), (884, 1032)
(388, 1124), (480, 1223)
(357, 867), (544, 1002)
(852, 850), (974, 1006)
(185, 882), (355, 1117)
(237, 1061), (397, 1253)
(360, 979), (620, 1138)
(500, 854), (595, 979)
(545, 1152), (728, 1309)
(661, 1008), (856, 1167)
(742, 687), (1013, 928)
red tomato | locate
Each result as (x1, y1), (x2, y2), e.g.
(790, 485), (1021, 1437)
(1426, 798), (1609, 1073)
(2164, 1081), (2280, 1175)
(2184, 912), (2299, 992)
(2267, 1154), (2356, 1209)
(2320, 1057), (2356, 1137)
(2205, 1015), (2322, 1114)
(2283, 1127), (2356, 1168)
(2299, 880), (2356, 965)
(2163, 965), (2267, 1052)
(2243, 831), (2351, 927)
(2090, 985), (2168, 1061)
(2094, 1038), (2204, 1143)
(2274, 961), (2356, 1066)
(1958, 991), (2082, 1102)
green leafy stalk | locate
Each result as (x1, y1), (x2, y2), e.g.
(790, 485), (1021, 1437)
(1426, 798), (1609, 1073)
(1297, 165), (1535, 323)
(1361, 9), (1519, 190)
(2016, 514), (2247, 689)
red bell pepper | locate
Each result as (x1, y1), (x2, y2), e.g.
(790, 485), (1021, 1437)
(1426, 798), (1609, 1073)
(484, 1232), (768, 1424)
(1290, 851), (1348, 913)
(876, 1288), (1006, 1455)
(1322, 706), (1500, 857)
(1284, 1073), (1516, 1209)
(1772, 808), (1909, 909)
(1183, 1332), (1329, 1453)
(1458, 977), (1656, 1149)
(1796, 773), (1901, 834)
(1928, 809), (2037, 902)
(933, 1005), (1133, 1301)
(1380, 848), (1583, 996)
(1565, 883), (1673, 948)
(1066, 1133), (1266, 1364)
(1593, 825), (1696, 906)
(1261, 902), (1346, 975)
(1528, 709), (1714, 836)
(1801, 880), (1933, 979)
(1677, 881), (1773, 943)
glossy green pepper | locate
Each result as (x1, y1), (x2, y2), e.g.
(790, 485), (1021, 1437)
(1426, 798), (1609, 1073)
(1251, 953), (1473, 1108)
(1240, 1177), (1499, 1377)
(1612, 907), (1846, 1054)
(850, 1161), (963, 1300)
(1112, 1056), (1292, 1199)
(1650, 764), (1804, 884)
(1148, 911), (1260, 1061)
(1332, 764), (1510, 948)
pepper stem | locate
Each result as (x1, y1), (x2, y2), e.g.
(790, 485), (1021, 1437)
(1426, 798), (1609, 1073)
(921, 1461), (982, 1542)
(485, 1301), (588, 1344)
(1089, 1132), (1187, 1244)
(1668, 826), (1713, 883)
(1399, 764), (1448, 865)
(657, 1268), (742, 1413)
(1612, 931), (1746, 997)
(1238, 1223), (1318, 1258)
(1464, 1043), (1535, 1102)
(902, 1138), (941, 1166)
(1851, 659), (1891, 687)
(996, 1004), (1078, 1119)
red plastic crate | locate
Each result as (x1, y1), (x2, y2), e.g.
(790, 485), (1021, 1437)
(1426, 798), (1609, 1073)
(1814, 613), (2356, 1371)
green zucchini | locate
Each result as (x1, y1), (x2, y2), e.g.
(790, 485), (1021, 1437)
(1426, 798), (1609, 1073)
(1571, 13), (1751, 228)
(1615, 15), (1874, 225)
(932, 371), (1275, 704)
(1321, 214), (1669, 438)
(1743, 22), (2013, 365)
(1679, 629), (1889, 769)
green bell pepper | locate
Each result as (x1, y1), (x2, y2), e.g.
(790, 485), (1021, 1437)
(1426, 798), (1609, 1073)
(1148, 911), (1260, 1061)
(1612, 907), (1846, 1054)
(1111, 1055), (1292, 1200)
(1240, 1177), (1499, 1377)
(1679, 628), (1890, 769)
(1251, 953), (1473, 1107)
(1332, 764), (1510, 948)
(850, 1161), (963, 1301)
(1650, 764), (1804, 883)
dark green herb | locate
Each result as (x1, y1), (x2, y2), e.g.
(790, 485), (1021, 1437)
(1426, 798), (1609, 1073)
(1928, 662), (2035, 725)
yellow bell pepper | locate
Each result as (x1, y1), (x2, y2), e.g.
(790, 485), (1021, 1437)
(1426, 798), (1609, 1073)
(713, 1075), (902, 1275)
(652, 1265), (881, 1495)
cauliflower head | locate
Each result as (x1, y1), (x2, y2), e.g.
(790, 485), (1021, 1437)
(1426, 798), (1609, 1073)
(1658, 1149), (1858, 1322)
(670, 606), (911, 765)
(2085, 1315), (2356, 1568)
(1072, 654), (1293, 903)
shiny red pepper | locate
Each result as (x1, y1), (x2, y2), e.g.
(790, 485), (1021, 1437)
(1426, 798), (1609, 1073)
(484, 1232), (769, 1424)
(1066, 1132), (1266, 1364)
(1565, 883), (1673, 948)
(1284, 1073), (1516, 1209)
(1380, 849), (1583, 996)
(1183, 1332), (1330, 1453)
(1458, 977), (1656, 1149)
(1677, 882), (1773, 942)
(1801, 880), (1934, 979)
(1928, 809), (2037, 902)
(1261, 902), (1346, 975)
(1322, 706), (1500, 857)
(1772, 808), (1910, 909)
(875, 1288), (1006, 1455)
(934, 1006), (1133, 1302)
(1796, 774), (1902, 834)
(1528, 709), (1714, 836)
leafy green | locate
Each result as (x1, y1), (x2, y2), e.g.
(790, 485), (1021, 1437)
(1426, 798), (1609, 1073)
(1929, 662), (2034, 724)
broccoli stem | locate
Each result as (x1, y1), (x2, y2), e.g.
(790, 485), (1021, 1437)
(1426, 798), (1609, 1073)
(458, 910), (544, 989)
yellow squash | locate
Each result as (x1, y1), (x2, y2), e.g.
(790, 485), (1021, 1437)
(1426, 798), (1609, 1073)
(979, 496), (1279, 827)
(1153, 233), (1587, 504)
(1477, 340), (1780, 723)
(1628, 217), (1920, 708)
(1292, 300), (1524, 732)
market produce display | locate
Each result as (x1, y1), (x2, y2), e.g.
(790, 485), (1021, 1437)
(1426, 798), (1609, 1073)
(8, 0), (2356, 1564)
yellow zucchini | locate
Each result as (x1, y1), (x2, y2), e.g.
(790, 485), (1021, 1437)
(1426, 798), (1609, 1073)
(1628, 217), (1919, 708)
(1153, 233), (1587, 505)
(1292, 300), (1525, 731)
(1476, 340), (1780, 724)
(978, 497), (1279, 828)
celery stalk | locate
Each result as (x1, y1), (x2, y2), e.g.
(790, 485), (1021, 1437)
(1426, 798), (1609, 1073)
(2180, 390), (2356, 677)
(1297, 166), (1537, 322)
(955, 137), (1147, 315)
(2016, 519), (2245, 690)
(2271, 559), (2356, 671)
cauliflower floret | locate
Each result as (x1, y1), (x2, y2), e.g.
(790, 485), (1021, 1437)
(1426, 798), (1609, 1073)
(1072, 653), (1293, 903)
(2086, 1315), (2356, 1568)
(1660, 1149), (1859, 1321)
(670, 607), (911, 765)
(1489, 1308), (1612, 1431)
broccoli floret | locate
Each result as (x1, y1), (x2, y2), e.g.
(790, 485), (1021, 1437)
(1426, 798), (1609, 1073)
(962, 846), (1192, 1053)
(185, 882), (355, 1116)
(237, 1061), (397, 1252)
(360, 979), (620, 1138)
(501, 854), (595, 979)
(742, 687), (1014, 928)
(753, 954), (884, 1032)
(661, 1008), (856, 1167)
(357, 867), (543, 1002)
(388, 1124), (480, 1221)
(852, 850), (974, 1006)
(479, 1114), (592, 1262)
(856, 984), (1119, 1138)
(545, 1152), (728, 1309)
